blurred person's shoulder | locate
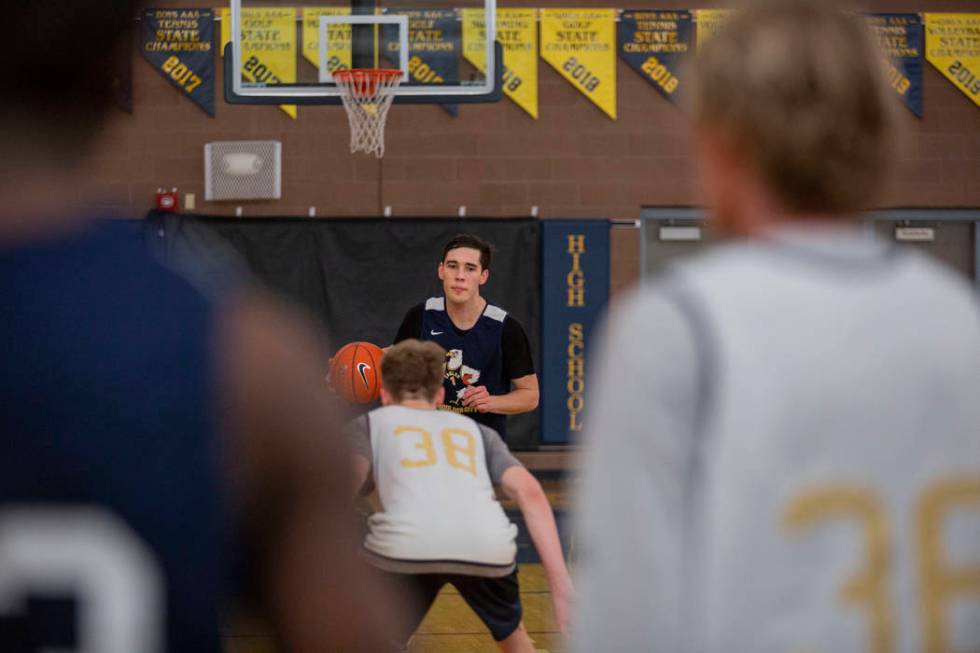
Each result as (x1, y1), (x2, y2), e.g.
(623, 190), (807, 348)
(655, 226), (932, 291)
(1, 218), (217, 305)
(889, 245), (980, 313)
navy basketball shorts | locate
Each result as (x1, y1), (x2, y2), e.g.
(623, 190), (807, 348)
(384, 568), (522, 643)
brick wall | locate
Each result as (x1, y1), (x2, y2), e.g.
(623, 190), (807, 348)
(87, 0), (980, 294)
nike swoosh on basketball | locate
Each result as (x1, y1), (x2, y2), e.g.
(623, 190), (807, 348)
(430, 330), (444, 335)
(356, 362), (371, 387)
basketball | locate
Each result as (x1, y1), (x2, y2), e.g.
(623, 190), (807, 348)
(330, 341), (384, 403)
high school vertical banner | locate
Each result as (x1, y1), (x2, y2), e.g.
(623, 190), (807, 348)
(540, 9), (617, 119)
(302, 8), (352, 75)
(925, 13), (980, 109)
(867, 13), (923, 117)
(220, 7), (298, 119)
(141, 9), (215, 116)
(619, 10), (692, 105)
(383, 8), (460, 116)
(462, 9), (539, 119)
(540, 220), (610, 445)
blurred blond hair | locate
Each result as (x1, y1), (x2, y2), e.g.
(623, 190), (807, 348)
(693, 0), (901, 213)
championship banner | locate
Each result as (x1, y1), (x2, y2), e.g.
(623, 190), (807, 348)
(696, 9), (732, 49)
(867, 13), (923, 117)
(925, 13), (980, 109)
(540, 9), (617, 119)
(302, 8), (352, 75)
(540, 220), (610, 444)
(220, 7), (298, 119)
(462, 9), (538, 119)
(141, 9), (215, 116)
(618, 10), (692, 105)
(383, 8), (460, 116)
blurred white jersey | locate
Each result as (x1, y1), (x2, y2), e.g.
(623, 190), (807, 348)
(357, 405), (518, 574)
(575, 229), (980, 652)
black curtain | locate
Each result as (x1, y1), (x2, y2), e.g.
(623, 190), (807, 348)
(146, 212), (541, 449)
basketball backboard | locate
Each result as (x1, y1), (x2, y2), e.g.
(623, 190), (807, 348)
(224, 0), (502, 105)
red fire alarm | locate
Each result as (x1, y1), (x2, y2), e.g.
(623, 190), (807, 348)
(155, 188), (179, 212)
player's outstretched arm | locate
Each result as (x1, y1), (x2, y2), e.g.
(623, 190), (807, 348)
(501, 465), (574, 637)
(217, 292), (403, 651)
(350, 453), (372, 497)
(345, 416), (375, 497)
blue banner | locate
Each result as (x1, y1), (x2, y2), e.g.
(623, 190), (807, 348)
(141, 8), (215, 116)
(618, 10), (692, 105)
(539, 220), (610, 445)
(867, 13), (923, 118)
(383, 8), (460, 116)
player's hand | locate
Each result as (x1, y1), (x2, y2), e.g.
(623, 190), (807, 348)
(461, 385), (494, 412)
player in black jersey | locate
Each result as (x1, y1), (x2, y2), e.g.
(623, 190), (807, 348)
(394, 234), (538, 442)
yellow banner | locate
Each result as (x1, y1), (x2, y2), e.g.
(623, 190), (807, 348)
(540, 9), (617, 119)
(302, 8), (352, 75)
(925, 13), (980, 108)
(462, 9), (538, 119)
(696, 9), (733, 50)
(220, 7), (298, 119)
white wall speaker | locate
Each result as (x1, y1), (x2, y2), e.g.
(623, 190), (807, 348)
(204, 141), (282, 201)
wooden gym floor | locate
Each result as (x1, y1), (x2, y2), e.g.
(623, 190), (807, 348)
(226, 452), (574, 652)
(408, 563), (563, 653)
(225, 563), (564, 653)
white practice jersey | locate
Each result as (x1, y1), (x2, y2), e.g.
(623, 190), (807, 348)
(575, 228), (980, 653)
(350, 405), (519, 575)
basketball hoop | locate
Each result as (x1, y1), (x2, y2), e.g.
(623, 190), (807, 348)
(334, 69), (403, 158)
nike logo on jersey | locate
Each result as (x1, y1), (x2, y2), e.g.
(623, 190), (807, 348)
(356, 362), (371, 387)
(431, 330), (444, 335)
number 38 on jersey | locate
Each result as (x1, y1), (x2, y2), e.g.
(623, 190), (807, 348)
(396, 425), (478, 477)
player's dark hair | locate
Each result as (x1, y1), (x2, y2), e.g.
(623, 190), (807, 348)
(382, 340), (446, 402)
(4, 1), (141, 165)
(442, 234), (494, 271)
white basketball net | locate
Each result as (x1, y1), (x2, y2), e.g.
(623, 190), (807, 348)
(334, 69), (403, 158)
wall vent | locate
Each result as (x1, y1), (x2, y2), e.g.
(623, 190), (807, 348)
(204, 141), (281, 201)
